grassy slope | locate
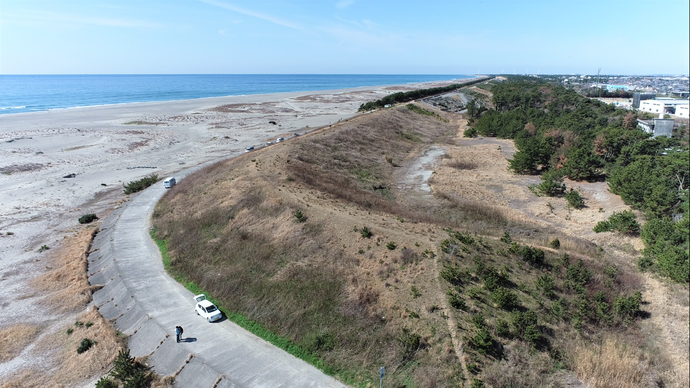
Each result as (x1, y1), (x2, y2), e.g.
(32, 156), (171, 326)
(151, 102), (660, 387)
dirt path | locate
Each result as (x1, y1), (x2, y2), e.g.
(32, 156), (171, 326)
(640, 275), (689, 385)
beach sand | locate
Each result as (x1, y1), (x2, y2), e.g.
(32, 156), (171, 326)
(0, 78), (479, 385)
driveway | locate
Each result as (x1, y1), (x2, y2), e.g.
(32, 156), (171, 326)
(88, 159), (346, 388)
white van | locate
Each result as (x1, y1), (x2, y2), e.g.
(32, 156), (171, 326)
(163, 177), (176, 189)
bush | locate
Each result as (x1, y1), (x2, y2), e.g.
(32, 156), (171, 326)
(495, 319), (510, 338)
(511, 310), (538, 339)
(509, 243), (545, 266)
(440, 265), (463, 286)
(613, 291), (642, 322)
(500, 231), (512, 244)
(78, 213), (99, 224)
(76, 338), (96, 354)
(472, 313), (487, 328)
(360, 226), (372, 238)
(95, 377), (118, 388)
(398, 328), (421, 361)
(536, 169), (566, 196)
(123, 174), (160, 194)
(469, 327), (494, 354)
(565, 189), (585, 209)
(549, 238), (560, 249)
(449, 293), (466, 310)
(293, 209), (306, 223)
(483, 266), (507, 291)
(535, 274), (555, 298)
(386, 241), (397, 250)
(594, 210), (640, 235)
(491, 288), (518, 310)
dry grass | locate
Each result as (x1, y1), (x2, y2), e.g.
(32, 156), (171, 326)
(33, 227), (100, 312)
(570, 336), (660, 388)
(0, 226), (126, 388)
(0, 324), (40, 363)
(1, 308), (123, 388)
(150, 105), (673, 387)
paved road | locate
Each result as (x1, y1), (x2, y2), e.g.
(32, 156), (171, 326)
(88, 159), (346, 388)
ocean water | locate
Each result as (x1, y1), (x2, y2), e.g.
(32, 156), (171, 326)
(0, 74), (471, 115)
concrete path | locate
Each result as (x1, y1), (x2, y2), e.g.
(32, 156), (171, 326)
(88, 159), (346, 388)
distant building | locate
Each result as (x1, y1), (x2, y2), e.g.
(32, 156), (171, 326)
(605, 84), (630, 92)
(637, 118), (674, 137)
(632, 92), (655, 109)
(639, 99), (689, 115)
(676, 105), (689, 118)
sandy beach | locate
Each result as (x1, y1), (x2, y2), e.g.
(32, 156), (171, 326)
(0, 78), (479, 385)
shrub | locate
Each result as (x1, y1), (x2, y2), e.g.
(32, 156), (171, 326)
(386, 241), (397, 250)
(469, 327), (494, 355)
(483, 266), (507, 291)
(440, 265), (463, 286)
(500, 231), (512, 244)
(594, 210), (640, 235)
(535, 274), (555, 298)
(549, 238), (560, 249)
(75, 321), (84, 327)
(95, 378), (118, 388)
(511, 310), (538, 339)
(360, 226), (372, 238)
(66, 328), (74, 335)
(410, 286), (421, 299)
(524, 324), (541, 345)
(123, 174), (159, 194)
(37, 244), (49, 253)
(85, 321), (94, 328)
(593, 220), (611, 232)
(76, 338), (96, 354)
(293, 209), (306, 223)
(565, 189), (585, 209)
(491, 288), (518, 310)
(613, 291), (642, 322)
(495, 319), (510, 338)
(398, 328), (421, 361)
(78, 213), (99, 224)
(536, 169), (566, 196)
(449, 293), (466, 310)
(509, 243), (545, 266)
(472, 313), (487, 328)
(565, 260), (592, 293)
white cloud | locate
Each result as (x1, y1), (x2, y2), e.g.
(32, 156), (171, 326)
(3, 10), (161, 28)
(198, 0), (303, 30)
(336, 0), (354, 9)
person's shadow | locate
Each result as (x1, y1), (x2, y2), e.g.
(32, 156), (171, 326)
(181, 337), (197, 343)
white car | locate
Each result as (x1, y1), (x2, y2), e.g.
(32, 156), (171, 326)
(245, 146), (254, 152)
(276, 137), (284, 143)
(194, 294), (222, 322)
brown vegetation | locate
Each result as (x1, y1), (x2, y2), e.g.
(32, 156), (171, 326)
(151, 99), (684, 387)
(1, 227), (124, 388)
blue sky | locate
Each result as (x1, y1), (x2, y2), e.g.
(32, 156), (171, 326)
(1, 0), (688, 74)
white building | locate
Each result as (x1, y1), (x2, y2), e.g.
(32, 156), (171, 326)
(676, 105), (689, 118)
(639, 99), (689, 115)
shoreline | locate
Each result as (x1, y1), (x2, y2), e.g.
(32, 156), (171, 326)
(0, 75), (477, 118)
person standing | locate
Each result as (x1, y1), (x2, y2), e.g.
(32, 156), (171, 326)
(176, 326), (183, 343)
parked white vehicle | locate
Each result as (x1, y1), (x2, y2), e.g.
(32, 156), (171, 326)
(194, 294), (222, 322)
(163, 177), (176, 188)
(276, 137), (284, 142)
